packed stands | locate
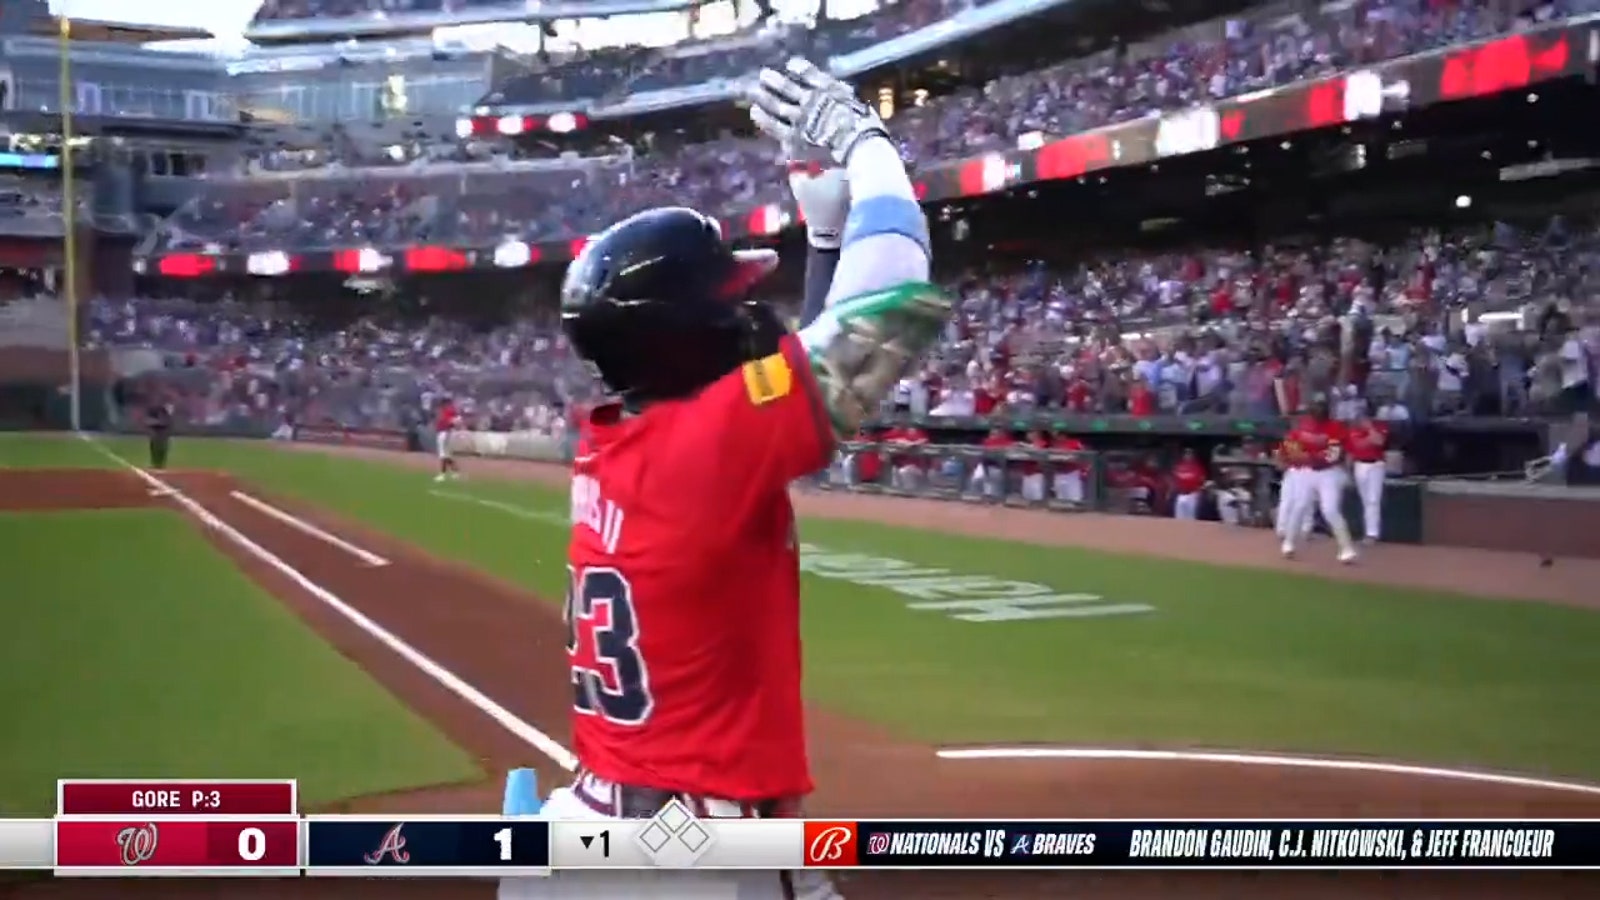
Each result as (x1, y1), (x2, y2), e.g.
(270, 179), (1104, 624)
(83, 294), (592, 433)
(50, 0), (1597, 438)
(82, 214), (1600, 435)
(250, 0), (522, 22)
(156, 0), (1596, 255)
(476, 0), (975, 106)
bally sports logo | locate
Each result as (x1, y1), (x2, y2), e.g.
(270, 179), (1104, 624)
(803, 822), (859, 866)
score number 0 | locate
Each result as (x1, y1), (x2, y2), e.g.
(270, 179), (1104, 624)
(237, 827), (267, 861)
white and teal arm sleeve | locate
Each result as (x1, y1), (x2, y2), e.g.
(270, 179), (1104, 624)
(825, 137), (930, 303)
(798, 135), (948, 436)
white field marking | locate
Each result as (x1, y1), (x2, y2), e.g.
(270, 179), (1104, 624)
(229, 490), (390, 567)
(430, 489), (569, 528)
(936, 747), (1600, 796)
(78, 434), (580, 772)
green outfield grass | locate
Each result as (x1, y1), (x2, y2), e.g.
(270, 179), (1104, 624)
(6, 432), (1600, 782)
(0, 432), (111, 469)
(0, 504), (479, 815)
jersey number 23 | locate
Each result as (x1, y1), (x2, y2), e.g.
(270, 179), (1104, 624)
(565, 566), (654, 726)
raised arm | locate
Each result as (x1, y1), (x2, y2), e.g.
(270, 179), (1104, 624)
(787, 160), (844, 329)
(750, 58), (949, 436)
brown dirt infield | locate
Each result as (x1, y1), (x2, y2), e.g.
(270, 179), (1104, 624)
(4, 456), (1598, 898)
(302, 444), (1600, 610)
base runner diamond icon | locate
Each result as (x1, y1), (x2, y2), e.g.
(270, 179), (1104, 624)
(637, 822), (671, 854)
(679, 822), (710, 853)
(633, 798), (716, 867)
(657, 801), (690, 832)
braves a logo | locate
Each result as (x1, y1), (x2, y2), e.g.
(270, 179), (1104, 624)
(1011, 834), (1031, 855)
(363, 824), (411, 865)
(116, 824), (159, 866)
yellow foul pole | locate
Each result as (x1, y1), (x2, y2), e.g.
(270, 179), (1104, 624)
(58, 15), (82, 431)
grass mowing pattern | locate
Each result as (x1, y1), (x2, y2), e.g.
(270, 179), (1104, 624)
(0, 509), (479, 815)
(45, 435), (1600, 781)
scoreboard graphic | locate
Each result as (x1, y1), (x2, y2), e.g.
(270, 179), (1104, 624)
(0, 780), (1594, 876)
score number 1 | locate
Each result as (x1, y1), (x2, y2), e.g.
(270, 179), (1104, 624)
(495, 826), (591, 860)
(474, 821), (549, 868)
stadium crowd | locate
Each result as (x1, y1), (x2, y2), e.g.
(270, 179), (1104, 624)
(11, 0), (1584, 438)
(250, 0), (536, 22)
(157, 0), (1591, 255)
(82, 295), (588, 434)
(72, 216), (1600, 434)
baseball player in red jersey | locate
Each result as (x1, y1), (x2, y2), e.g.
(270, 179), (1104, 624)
(433, 398), (460, 482)
(1170, 448), (1208, 520)
(885, 422), (930, 490)
(847, 426), (884, 486)
(970, 425), (1013, 497)
(1347, 410), (1389, 543)
(1015, 429), (1051, 502)
(1273, 436), (1309, 539)
(1051, 431), (1088, 504)
(1280, 398), (1358, 563)
(507, 57), (950, 900)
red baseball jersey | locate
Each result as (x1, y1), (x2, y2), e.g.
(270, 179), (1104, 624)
(1275, 437), (1307, 469)
(1013, 435), (1049, 476)
(567, 335), (833, 801)
(886, 426), (929, 468)
(1052, 435), (1087, 472)
(1347, 421), (1388, 463)
(1172, 459), (1207, 495)
(435, 403), (458, 431)
(853, 429), (883, 484)
(1290, 417), (1347, 468)
(979, 432), (1012, 452)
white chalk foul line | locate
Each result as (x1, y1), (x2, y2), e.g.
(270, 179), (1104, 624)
(229, 490), (390, 567)
(430, 489), (569, 528)
(936, 747), (1600, 796)
(79, 434), (579, 773)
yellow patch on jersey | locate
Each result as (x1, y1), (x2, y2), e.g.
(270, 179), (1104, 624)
(742, 352), (793, 406)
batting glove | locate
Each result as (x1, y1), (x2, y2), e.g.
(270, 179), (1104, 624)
(787, 152), (849, 250)
(749, 57), (889, 167)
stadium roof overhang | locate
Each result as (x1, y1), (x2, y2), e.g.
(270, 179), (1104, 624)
(36, 16), (212, 44)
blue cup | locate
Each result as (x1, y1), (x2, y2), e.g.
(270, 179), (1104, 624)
(502, 768), (541, 816)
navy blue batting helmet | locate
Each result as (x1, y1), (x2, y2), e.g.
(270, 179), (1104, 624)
(560, 207), (783, 404)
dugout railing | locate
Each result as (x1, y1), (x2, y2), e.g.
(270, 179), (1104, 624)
(818, 440), (1441, 542)
(819, 442), (1285, 523)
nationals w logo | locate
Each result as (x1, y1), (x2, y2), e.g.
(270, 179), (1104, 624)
(363, 824), (411, 865)
(115, 824), (160, 866)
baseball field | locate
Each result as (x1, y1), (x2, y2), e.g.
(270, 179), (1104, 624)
(3, 430), (1599, 898)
